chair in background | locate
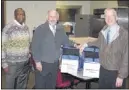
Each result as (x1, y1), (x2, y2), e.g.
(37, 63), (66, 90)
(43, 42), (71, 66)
(56, 68), (80, 89)
(56, 69), (72, 89)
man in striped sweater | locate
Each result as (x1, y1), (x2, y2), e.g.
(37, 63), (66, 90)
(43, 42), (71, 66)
(2, 8), (31, 89)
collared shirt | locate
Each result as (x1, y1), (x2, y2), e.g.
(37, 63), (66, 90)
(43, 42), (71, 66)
(83, 23), (120, 50)
(49, 24), (56, 36)
(101, 23), (120, 44)
(14, 19), (25, 27)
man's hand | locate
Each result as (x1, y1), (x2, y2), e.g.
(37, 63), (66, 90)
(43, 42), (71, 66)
(78, 43), (88, 55)
(79, 44), (85, 54)
(74, 43), (80, 48)
(35, 62), (42, 72)
(74, 44), (85, 54)
(3, 67), (9, 73)
(116, 77), (123, 87)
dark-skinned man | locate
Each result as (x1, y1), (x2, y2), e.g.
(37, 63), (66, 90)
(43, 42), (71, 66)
(2, 8), (31, 89)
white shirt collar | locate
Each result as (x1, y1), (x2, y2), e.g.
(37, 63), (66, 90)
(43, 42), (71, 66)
(14, 20), (25, 27)
(49, 24), (56, 36)
(101, 23), (120, 43)
(109, 23), (118, 31)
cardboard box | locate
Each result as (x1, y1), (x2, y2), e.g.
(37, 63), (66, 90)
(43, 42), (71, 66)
(82, 46), (100, 78)
(61, 55), (79, 75)
(61, 47), (80, 75)
(83, 58), (100, 78)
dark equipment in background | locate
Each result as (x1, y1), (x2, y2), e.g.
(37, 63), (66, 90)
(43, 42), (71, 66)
(93, 8), (128, 30)
(117, 8), (128, 31)
(90, 18), (105, 38)
(117, 0), (129, 7)
(74, 14), (92, 37)
(74, 14), (105, 38)
(92, 8), (128, 37)
(74, 8), (128, 38)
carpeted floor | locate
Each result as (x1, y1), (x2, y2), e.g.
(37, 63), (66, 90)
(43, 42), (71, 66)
(1, 69), (129, 89)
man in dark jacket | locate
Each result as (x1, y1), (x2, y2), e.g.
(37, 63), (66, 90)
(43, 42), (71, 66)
(31, 9), (76, 89)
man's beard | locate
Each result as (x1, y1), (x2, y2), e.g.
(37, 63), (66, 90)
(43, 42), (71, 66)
(49, 20), (57, 26)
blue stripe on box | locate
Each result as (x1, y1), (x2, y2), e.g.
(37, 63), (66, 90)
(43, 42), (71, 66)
(95, 48), (99, 52)
(62, 55), (79, 60)
(84, 47), (94, 52)
(84, 58), (94, 62)
(94, 58), (99, 63)
(78, 57), (84, 69)
(62, 45), (75, 49)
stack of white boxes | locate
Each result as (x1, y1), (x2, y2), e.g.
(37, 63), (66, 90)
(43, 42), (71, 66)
(83, 46), (100, 78)
(60, 46), (79, 76)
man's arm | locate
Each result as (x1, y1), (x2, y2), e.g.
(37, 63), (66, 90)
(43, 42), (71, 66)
(79, 30), (104, 54)
(83, 25), (108, 48)
(118, 39), (128, 79)
(87, 32), (102, 48)
(25, 26), (31, 57)
(80, 32), (102, 51)
(60, 26), (75, 46)
(31, 26), (42, 62)
(115, 35), (128, 87)
(2, 25), (10, 69)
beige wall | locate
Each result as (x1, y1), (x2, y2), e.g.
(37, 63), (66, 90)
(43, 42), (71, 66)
(5, 1), (91, 34)
(5, 1), (56, 31)
(5, 1), (128, 29)
(5, 1), (56, 40)
(5, 1), (127, 34)
(90, 1), (128, 14)
(90, 1), (118, 14)
(5, 1), (91, 40)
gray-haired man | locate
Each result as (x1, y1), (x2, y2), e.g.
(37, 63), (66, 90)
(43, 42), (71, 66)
(79, 8), (128, 89)
(31, 10), (77, 89)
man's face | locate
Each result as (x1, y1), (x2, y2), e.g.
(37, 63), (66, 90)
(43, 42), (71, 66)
(48, 11), (58, 26)
(104, 10), (117, 26)
(15, 10), (25, 24)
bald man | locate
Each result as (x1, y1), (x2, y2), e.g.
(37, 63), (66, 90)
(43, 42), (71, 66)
(79, 8), (128, 89)
(31, 10), (76, 89)
(2, 8), (31, 89)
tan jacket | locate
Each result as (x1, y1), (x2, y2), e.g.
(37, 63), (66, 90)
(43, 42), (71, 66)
(88, 25), (128, 79)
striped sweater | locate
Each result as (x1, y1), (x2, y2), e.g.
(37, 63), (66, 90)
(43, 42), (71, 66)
(2, 20), (30, 68)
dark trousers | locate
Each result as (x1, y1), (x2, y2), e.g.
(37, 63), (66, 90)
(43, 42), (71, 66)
(5, 60), (30, 89)
(35, 61), (59, 89)
(99, 66), (126, 89)
(62, 73), (74, 81)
